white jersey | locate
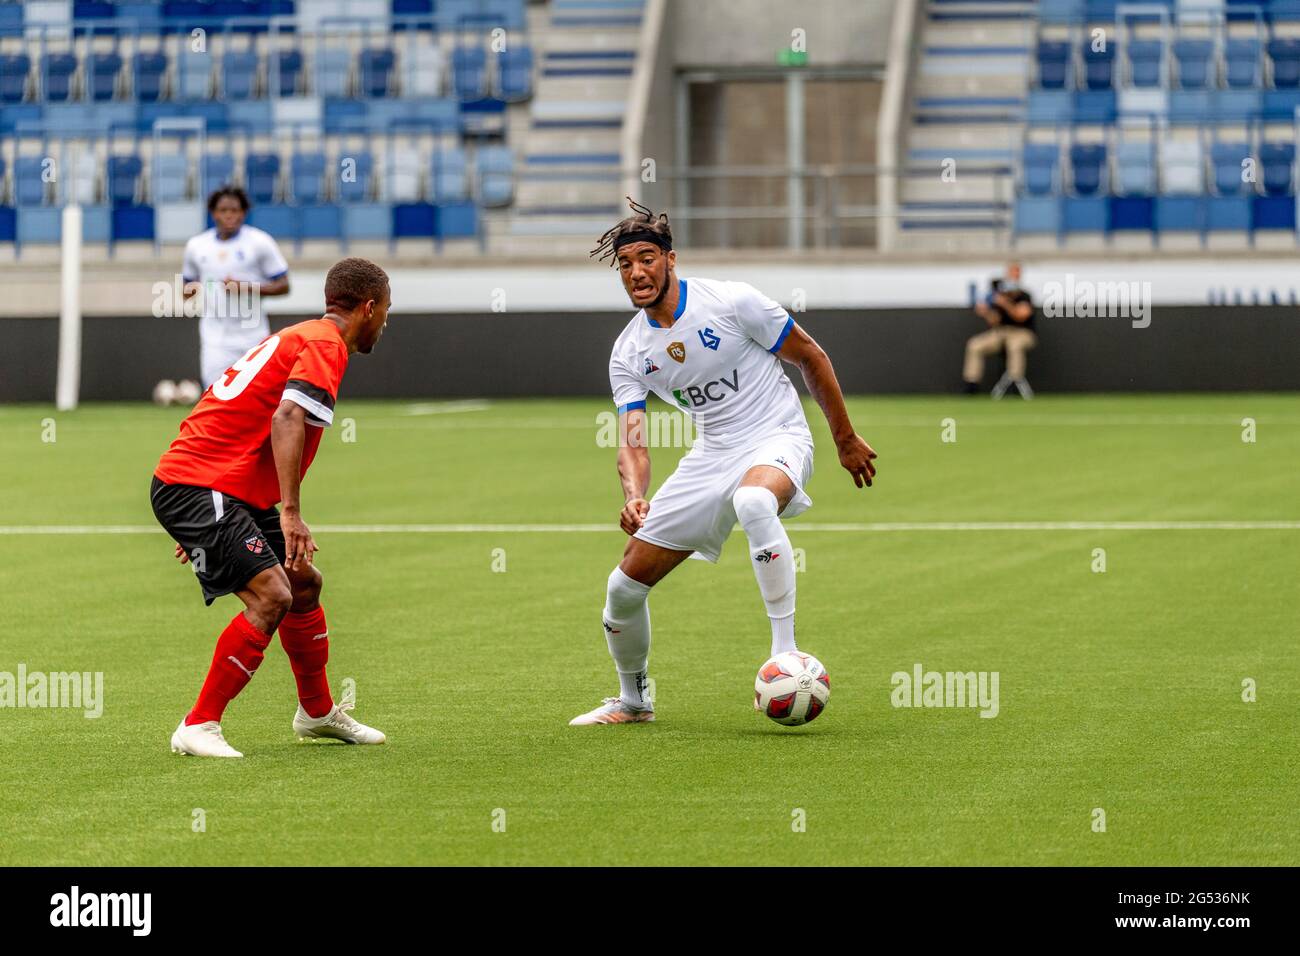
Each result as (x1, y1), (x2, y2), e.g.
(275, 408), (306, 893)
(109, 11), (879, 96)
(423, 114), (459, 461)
(182, 225), (289, 354)
(609, 277), (809, 449)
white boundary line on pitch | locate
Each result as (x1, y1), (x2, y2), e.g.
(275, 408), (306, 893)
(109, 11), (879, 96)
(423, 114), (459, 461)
(1, 521), (1298, 535)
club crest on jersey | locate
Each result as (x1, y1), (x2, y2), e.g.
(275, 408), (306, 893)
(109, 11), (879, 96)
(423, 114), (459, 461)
(667, 341), (686, 363)
(643, 357), (660, 374)
(244, 535), (267, 555)
(755, 549), (779, 563)
(698, 327), (720, 351)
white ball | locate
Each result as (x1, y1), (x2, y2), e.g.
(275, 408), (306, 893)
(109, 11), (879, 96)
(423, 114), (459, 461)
(152, 379), (178, 406)
(754, 651), (830, 726)
(174, 379), (202, 405)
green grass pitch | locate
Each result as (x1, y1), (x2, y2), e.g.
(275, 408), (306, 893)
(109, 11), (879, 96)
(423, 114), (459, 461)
(0, 394), (1296, 866)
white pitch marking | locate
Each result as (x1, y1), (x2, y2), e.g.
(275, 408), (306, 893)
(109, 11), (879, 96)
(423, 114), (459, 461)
(1, 521), (1298, 535)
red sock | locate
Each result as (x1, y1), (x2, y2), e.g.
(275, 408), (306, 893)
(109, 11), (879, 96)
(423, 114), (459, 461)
(186, 612), (273, 726)
(279, 604), (333, 718)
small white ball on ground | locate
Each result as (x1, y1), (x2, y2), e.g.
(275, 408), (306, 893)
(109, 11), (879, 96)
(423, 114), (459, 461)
(152, 379), (178, 406)
(174, 379), (202, 405)
(754, 651), (830, 726)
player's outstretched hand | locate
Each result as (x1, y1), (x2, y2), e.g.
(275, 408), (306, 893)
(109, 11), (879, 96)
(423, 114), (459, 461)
(174, 542), (190, 565)
(620, 498), (650, 536)
(280, 509), (318, 571)
(838, 434), (878, 488)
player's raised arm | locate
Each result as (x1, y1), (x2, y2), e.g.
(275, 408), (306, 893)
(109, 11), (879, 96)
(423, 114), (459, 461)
(617, 406), (651, 534)
(774, 322), (877, 488)
(270, 399), (317, 570)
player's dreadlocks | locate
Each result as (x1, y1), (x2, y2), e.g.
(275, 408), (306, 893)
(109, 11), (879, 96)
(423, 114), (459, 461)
(590, 197), (673, 267)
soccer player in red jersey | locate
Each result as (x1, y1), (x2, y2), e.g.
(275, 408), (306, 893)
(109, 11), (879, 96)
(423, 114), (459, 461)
(151, 258), (391, 757)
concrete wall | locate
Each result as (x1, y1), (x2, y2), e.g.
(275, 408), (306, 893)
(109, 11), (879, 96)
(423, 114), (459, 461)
(3, 308), (1297, 403)
(670, 0), (894, 69)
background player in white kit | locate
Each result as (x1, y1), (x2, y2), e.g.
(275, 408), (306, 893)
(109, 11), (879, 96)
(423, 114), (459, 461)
(571, 200), (878, 725)
(182, 186), (292, 388)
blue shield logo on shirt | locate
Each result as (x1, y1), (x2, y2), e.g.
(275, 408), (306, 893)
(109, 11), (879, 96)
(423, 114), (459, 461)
(698, 327), (720, 351)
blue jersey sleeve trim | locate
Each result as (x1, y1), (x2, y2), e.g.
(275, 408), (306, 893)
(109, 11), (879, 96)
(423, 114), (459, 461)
(617, 400), (647, 414)
(265, 270), (289, 281)
(769, 315), (795, 353)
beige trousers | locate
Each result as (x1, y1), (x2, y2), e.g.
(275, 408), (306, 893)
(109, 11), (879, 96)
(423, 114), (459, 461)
(963, 326), (1037, 382)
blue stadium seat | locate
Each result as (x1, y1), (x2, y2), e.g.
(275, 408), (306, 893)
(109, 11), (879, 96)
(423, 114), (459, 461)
(1069, 143), (1106, 195)
(1108, 196), (1153, 231)
(393, 202), (435, 237)
(404, 43), (444, 97)
(1082, 42), (1114, 90)
(316, 47), (352, 98)
(203, 153), (236, 196)
(1174, 39), (1214, 90)
(337, 151), (373, 202)
(1211, 142), (1251, 195)
(1014, 196), (1061, 235)
(431, 147), (468, 202)
(42, 53), (78, 103)
(299, 203), (342, 239)
(152, 153), (190, 203)
(1127, 39), (1164, 88)
(1225, 38), (1260, 89)
(223, 50), (259, 100)
(1037, 41), (1072, 90)
(1252, 194), (1294, 230)
(108, 155), (143, 205)
(1267, 38), (1300, 89)
(1116, 140), (1156, 194)
(1, 53), (31, 103)
(247, 203), (295, 237)
(179, 51), (214, 100)
(453, 45), (488, 99)
(360, 48), (395, 97)
(89, 52), (122, 101)
(498, 45), (533, 101)
(1259, 141), (1295, 195)
(245, 153), (281, 204)
(15, 157), (50, 206)
(292, 152), (327, 203)
(1206, 196), (1250, 232)
(1022, 143), (1059, 195)
(112, 203), (155, 241)
(1063, 196), (1107, 231)
(1160, 139), (1204, 194)
(18, 208), (63, 244)
(477, 145), (514, 206)
(344, 203), (389, 240)
(133, 51), (167, 103)
(275, 49), (303, 96)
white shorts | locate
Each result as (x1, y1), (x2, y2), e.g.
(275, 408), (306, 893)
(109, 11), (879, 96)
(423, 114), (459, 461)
(634, 428), (814, 563)
(201, 341), (256, 389)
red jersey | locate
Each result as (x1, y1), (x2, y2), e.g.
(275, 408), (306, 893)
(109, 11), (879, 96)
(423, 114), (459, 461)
(156, 318), (350, 509)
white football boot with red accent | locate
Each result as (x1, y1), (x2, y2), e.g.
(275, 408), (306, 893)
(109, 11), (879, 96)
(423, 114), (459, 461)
(568, 697), (655, 725)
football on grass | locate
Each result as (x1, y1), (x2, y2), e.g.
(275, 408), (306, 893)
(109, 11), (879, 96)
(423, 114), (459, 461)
(754, 652), (830, 726)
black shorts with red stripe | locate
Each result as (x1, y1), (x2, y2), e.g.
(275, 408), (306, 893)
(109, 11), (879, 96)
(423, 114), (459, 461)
(150, 476), (286, 605)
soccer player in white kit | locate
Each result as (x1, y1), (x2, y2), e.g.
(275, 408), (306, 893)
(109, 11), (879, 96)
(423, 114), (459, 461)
(570, 200), (877, 725)
(182, 186), (292, 388)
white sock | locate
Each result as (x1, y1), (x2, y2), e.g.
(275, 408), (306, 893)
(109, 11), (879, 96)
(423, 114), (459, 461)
(602, 567), (653, 709)
(733, 486), (798, 657)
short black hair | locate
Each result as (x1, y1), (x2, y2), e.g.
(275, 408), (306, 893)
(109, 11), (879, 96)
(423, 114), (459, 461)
(325, 257), (389, 313)
(207, 185), (250, 213)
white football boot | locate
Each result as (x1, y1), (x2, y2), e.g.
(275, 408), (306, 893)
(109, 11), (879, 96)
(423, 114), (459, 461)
(292, 701), (386, 744)
(170, 719), (243, 758)
(568, 697), (655, 726)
